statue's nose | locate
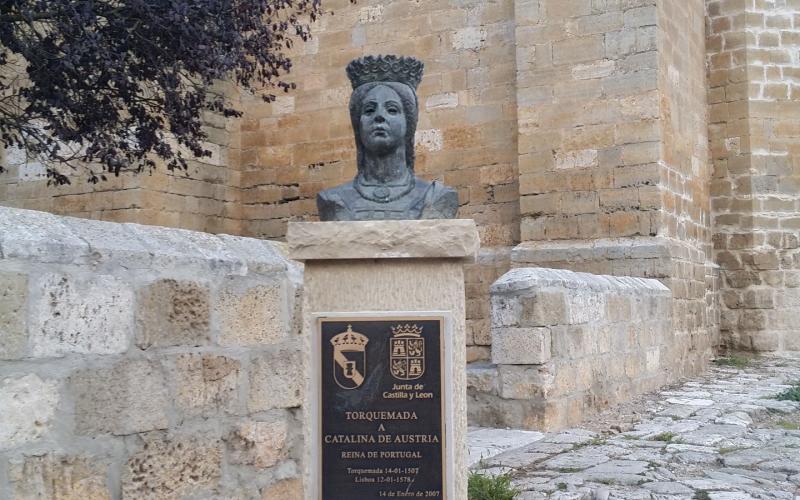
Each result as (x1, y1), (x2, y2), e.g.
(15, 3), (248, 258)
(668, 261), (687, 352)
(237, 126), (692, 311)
(374, 113), (386, 123)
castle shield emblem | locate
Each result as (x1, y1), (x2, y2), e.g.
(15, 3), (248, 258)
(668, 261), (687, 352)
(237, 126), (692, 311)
(390, 324), (425, 380)
(331, 325), (369, 390)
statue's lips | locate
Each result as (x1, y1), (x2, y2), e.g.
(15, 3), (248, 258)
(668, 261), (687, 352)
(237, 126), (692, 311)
(369, 128), (389, 137)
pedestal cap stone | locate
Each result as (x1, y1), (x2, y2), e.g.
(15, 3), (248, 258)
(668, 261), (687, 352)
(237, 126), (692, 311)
(287, 219), (479, 261)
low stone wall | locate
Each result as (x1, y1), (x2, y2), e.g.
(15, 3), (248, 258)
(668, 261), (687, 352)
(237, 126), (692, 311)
(0, 207), (304, 499)
(468, 268), (674, 430)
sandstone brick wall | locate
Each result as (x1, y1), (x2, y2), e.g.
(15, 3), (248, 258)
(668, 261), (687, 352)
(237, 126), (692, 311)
(516, 0), (661, 242)
(0, 99), (243, 235)
(0, 207), (303, 500)
(4, 0), (799, 358)
(468, 267), (674, 430)
(233, 0), (523, 362)
(512, 0), (718, 373)
(237, 0), (520, 247)
(707, 0), (800, 352)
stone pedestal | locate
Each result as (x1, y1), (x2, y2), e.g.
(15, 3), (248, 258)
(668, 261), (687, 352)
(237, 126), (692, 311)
(288, 219), (478, 500)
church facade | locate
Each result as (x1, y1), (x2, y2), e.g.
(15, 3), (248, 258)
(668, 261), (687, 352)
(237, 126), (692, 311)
(2, 0), (799, 365)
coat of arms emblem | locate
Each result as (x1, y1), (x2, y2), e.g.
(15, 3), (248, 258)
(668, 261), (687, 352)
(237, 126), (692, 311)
(330, 325), (369, 390)
(389, 324), (425, 380)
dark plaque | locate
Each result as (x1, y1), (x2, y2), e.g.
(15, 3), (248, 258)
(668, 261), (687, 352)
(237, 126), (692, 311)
(318, 317), (447, 500)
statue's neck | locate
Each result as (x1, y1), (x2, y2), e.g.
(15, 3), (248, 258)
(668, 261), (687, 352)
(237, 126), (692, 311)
(359, 149), (409, 185)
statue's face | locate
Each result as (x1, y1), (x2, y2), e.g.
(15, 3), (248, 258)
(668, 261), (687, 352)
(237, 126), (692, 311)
(358, 85), (406, 155)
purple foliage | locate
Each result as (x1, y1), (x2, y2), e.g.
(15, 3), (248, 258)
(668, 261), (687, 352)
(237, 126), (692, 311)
(0, 0), (330, 184)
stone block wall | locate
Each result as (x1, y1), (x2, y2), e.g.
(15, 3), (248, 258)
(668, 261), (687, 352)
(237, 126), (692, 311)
(511, 237), (719, 376)
(0, 207), (304, 499)
(707, 0), (800, 352)
(232, 0), (523, 362)
(236, 0), (520, 247)
(516, 0), (662, 242)
(468, 267), (674, 431)
(0, 96), (243, 235)
(512, 0), (717, 372)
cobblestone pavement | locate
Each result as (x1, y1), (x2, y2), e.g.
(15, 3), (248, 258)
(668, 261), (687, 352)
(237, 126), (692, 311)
(470, 356), (800, 499)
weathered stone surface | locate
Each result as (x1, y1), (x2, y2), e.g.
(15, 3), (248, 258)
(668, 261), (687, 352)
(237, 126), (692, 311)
(8, 454), (111, 500)
(470, 358), (800, 500)
(643, 481), (693, 494)
(228, 413), (290, 468)
(287, 219), (479, 260)
(136, 279), (210, 348)
(0, 271), (28, 359)
(0, 208), (301, 497)
(0, 207), (90, 263)
(260, 479), (303, 500)
(482, 266), (673, 431)
(519, 291), (569, 327)
(467, 427), (544, 467)
(248, 347), (304, 411)
(29, 273), (133, 357)
(0, 374), (59, 450)
(216, 279), (286, 346)
(497, 365), (553, 400)
(492, 326), (551, 365)
(122, 435), (222, 499)
(70, 359), (169, 435)
(175, 353), (240, 416)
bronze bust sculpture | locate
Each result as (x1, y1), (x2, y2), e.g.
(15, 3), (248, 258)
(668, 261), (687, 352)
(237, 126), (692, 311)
(317, 55), (458, 221)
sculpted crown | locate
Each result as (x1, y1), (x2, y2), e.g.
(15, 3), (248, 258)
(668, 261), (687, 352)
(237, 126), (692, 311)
(346, 55), (424, 90)
(391, 323), (423, 338)
(331, 325), (369, 349)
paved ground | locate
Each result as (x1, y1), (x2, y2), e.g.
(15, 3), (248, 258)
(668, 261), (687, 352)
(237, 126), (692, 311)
(467, 356), (800, 499)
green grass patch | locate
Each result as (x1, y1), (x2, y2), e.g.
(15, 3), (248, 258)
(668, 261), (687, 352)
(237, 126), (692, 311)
(468, 471), (520, 500)
(557, 482), (568, 491)
(693, 490), (711, 500)
(776, 419), (800, 430)
(651, 432), (676, 442)
(713, 355), (751, 369)
(775, 381), (800, 402)
(595, 478), (617, 486)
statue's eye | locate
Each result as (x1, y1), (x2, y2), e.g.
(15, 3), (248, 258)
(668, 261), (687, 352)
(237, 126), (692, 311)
(363, 105), (375, 114)
(387, 106), (399, 115)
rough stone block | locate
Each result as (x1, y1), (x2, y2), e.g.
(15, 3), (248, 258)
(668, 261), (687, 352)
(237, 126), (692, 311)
(467, 364), (498, 394)
(497, 365), (554, 400)
(553, 35), (604, 65)
(492, 327), (551, 365)
(520, 291), (568, 326)
(136, 279), (210, 348)
(606, 294), (632, 323)
(567, 290), (607, 324)
(175, 353), (241, 416)
(30, 273), (133, 357)
(216, 279), (287, 347)
(0, 271), (28, 360)
(0, 374), (59, 450)
(70, 359), (169, 435)
(490, 295), (523, 327)
(122, 435), (222, 499)
(228, 412), (290, 468)
(0, 207), (90, 263)
(248, 347), (304, 411)
(551, 325), (590, 360)
(452, 27), (487, 50)
(287, 220), (479, 261)
(8, 454), (111, 500)
(261, 479), (303, 500)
